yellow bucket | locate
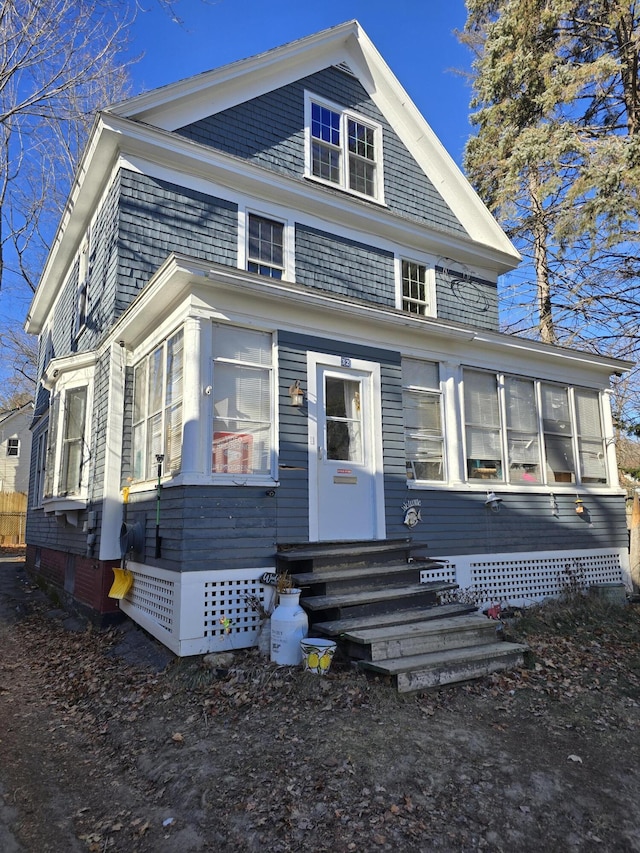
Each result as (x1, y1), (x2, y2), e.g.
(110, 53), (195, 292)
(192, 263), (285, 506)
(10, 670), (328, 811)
(300, 638), (337, 675)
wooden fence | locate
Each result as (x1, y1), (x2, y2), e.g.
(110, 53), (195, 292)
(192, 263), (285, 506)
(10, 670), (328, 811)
(0, 492), (27, 545)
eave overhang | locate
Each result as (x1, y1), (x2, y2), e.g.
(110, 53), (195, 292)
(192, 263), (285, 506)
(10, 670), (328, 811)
(110, 253), (633, 381)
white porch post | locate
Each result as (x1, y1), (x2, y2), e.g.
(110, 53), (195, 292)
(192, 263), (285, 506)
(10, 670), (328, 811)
(181, 316), (206, 475)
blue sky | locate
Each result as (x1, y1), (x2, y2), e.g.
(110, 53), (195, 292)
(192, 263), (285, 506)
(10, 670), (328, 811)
(127, 0), (474, 165)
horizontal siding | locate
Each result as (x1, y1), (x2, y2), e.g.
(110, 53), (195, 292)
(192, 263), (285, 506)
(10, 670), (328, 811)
(391, 491), (628, 558)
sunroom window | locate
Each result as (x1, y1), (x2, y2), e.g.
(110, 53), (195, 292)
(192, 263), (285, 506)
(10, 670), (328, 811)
(132, 329), (184, 481)
(307, 94), (382, 201)
(464, 369), (503, 481)
(402, 358), (444, 482)
(461, 369), (608, 487)
(212, 325), (273, 478)
(575, 388), (607, 484)
(541, 383), (575, 484)
(505, 376), (541, 484)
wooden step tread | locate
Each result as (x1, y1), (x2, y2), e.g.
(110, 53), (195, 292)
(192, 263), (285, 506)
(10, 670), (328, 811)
(291, 562), (419, 585)
(361, 641), (529, 676)
(342, 614), (497, 646)
(301, 581), (455, 611)
(312, 603), (476, 636)
(277, 539), (412, 562)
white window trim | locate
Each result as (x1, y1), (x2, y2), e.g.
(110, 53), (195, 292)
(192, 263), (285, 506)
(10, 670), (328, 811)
(238, 206), (295, 283)
(41, 355), (95, 513)
(395, 256), (437, 318)
(211, 323), (279, 486)
(402, 358), (446, 485)
(32, 428), (48, 509)
(6, 438), (19, 457)
(304, 91), (386, 204)
(460, 368), (610, 490)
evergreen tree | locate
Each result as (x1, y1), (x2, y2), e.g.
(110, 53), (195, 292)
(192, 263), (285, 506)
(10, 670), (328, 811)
(461, 0), (640, 362)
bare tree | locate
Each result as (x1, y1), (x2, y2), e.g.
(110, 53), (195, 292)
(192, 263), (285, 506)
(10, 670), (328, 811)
(0, 0), (136, 399)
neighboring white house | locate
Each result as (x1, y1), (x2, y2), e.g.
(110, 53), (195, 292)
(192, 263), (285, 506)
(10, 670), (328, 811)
(0, 402), (33, 495)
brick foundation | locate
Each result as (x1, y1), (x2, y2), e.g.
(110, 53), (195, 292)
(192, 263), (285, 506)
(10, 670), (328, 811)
(26, 544), (121, 617)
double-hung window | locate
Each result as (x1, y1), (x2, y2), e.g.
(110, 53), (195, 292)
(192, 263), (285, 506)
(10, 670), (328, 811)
(401, 260), (435, 316)
(247, 214), (284, 279)
(59, 387), (87, 495)
(464, 370), (503, 481)
(33, 430), (48, 507)
(575, 389), (607, 484)
(40, 353), (95, 505)
(505, 376), (542, 483)
(541, 383), (575, 483)
(6, 438), (19, 457)
(402, 358), (444, 482)
(212, 325), (274, 479)
(132, 328), (184, 481)
(306, 94), (383, 201)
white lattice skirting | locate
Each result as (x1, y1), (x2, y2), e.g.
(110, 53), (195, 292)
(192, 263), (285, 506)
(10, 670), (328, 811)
(119, 563), (276, 656)
(422, 547), (631, 609)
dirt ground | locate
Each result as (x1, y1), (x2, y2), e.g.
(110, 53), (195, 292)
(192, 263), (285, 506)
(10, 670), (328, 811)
(1, 555), (640, 853)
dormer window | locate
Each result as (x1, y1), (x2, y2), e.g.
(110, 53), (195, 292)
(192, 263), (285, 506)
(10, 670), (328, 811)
(305, 93), (384, 202)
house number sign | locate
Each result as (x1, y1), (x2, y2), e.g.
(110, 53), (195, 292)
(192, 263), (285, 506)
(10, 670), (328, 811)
(341, 357), (351, 368)
(402, 499), (422, 528)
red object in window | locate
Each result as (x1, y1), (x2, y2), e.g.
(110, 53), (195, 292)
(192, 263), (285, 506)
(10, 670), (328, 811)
(213, 432), (253, 474)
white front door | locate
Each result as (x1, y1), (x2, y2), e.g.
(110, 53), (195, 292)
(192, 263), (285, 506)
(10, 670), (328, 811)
(308, 353), (385, 542)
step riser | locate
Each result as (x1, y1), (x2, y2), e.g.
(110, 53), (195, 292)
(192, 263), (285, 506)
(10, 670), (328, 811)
(298, 570), (420, 596)
(365, 625), (500, 661)
(309, 591), (440, 622)
(281, 550), (412, 573)
(395, 651), (525, 693)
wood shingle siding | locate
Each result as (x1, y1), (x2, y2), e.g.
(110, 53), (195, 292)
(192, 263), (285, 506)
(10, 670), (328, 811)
(116, 170), (237, 312)
(295, 224), (395, 304)
(176, 66), (467, 236)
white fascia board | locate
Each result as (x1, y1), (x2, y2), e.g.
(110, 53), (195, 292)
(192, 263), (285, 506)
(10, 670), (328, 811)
(107, 20), (361, 128)
(345, 27), (520, 261)
(108, 253), (631, 388)
(26, 119), (120, 335)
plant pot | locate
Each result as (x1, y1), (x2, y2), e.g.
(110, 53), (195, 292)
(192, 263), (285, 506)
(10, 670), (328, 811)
(270, 589), (308, 665)
(300, 637), (337, 675)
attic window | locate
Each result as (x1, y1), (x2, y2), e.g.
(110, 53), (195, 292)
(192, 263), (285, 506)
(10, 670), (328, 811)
(305, 92), (384, 202)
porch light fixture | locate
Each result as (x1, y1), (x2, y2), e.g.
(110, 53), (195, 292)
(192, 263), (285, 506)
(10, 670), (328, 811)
(485, 490), (502, 513)
(289, 380), (304, 407)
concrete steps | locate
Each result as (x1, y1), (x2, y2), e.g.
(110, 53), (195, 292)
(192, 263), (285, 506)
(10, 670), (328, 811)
(277, 539), (527, 692)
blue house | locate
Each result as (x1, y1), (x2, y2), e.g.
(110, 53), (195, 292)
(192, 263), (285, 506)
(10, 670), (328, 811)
(25, 22), (631, 659)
